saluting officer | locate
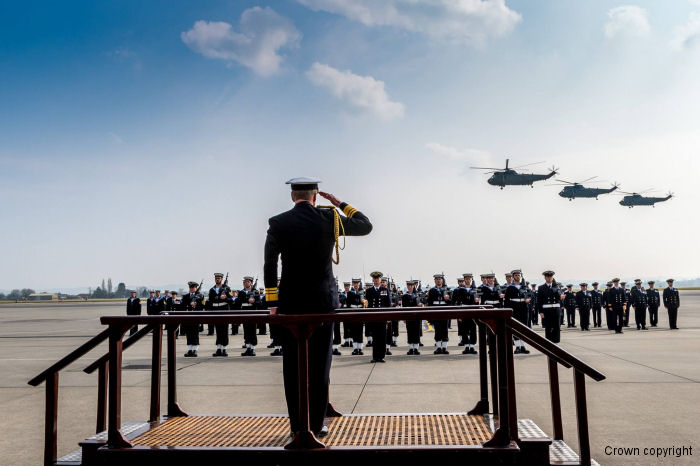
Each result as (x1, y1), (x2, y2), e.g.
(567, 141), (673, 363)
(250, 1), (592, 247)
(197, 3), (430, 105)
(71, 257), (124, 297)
(564, 284), (577, 328)
(646, 281), (660, 327)
(663, 279), (680, 329)
(575, 283), (592, 331)
(234, 276), (260, 356)
(347, 278), (365, 355)
(428, 273), (451, 354)
(538, 271), (564, 343)
(631, 279), (648, 330)
(126, 290), (141, 336)
(590, 282), (603, 328)
(182, 281), (204, 356)
(505, 269), (531, 353)
(608, 278), (626, 334)
(208, 273), (234, 356)
(401, 280), (423, 355)
(366, 271), (391, 362)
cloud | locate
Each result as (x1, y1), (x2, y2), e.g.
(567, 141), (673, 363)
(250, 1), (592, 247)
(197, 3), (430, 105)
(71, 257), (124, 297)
(107, 132), (123, 144)
(604, 6), (650, 39)
(181, 7), (301, 76)
(425, 142), (492, 162)
(306, 63), (405, 120)
(670, 11), (700, 50)
(296, 0), (521, 45)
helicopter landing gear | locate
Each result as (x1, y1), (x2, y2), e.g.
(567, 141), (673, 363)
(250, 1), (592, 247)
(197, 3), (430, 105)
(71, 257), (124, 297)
(500, 186), (504, 190)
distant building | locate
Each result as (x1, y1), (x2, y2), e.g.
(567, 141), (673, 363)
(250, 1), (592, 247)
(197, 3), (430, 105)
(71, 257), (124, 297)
(28, 293), (58, 301)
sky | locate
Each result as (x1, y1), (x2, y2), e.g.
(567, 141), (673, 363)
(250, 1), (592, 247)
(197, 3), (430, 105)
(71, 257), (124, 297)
(2, 1), (700, 292)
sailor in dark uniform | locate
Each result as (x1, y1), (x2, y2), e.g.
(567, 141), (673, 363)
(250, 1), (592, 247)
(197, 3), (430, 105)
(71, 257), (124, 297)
(663, 279), (680, 329)
(234, 276), (260, 356)
(453, 277), (467, 346)
(454, 273), (478, 354)
(333, 282), (351, 355)
(153, 290), (166, 315)
(479, 273), (501, 310)
(146, 290), (156, 316)
(207, 273), (233, 356)
(608, 278), (626, 334)
(401, 280), (423, 355)
(575, 283), (592, 331)
(537, 271), (563, 343)
(347, 278), (365, 355)
(631, 279), (648, 330)
(621, 282), (631, 327)
(528, 283), (539, 326)
(263, 178), (372, 437)
(341, 281), (354, 348)
(366, 271), (391, 361)
(505, 269), (531, 353)
(382, 277), (399, 349)
(428, 273), (451, 354)
(603, 282), (613, 330)
(563, 284), (577, 328)
(126, 290), (141, 335)
(646, 281), (660, 327)
(181, 281), (204, 356)
(269, 277), (284, 356)
(590, 282), (603, 328)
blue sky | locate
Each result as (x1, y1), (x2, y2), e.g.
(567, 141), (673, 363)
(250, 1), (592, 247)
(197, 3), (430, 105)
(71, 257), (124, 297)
(2, 1), (700, 291)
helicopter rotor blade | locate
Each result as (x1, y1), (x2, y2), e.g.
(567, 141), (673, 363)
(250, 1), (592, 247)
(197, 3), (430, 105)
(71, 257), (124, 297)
(576, 176), (598, 184)
(512, 160), (545, 169)
(470, 166), (503, 170)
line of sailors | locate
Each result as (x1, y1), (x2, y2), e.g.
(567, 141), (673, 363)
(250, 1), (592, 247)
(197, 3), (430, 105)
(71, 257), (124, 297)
(125, 270), (682, 359)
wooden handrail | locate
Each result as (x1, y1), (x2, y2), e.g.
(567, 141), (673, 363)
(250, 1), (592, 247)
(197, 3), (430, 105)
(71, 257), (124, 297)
(28, 328), (111, 386)
(83, 324), (154, 374)
(507, 318), (605, 382)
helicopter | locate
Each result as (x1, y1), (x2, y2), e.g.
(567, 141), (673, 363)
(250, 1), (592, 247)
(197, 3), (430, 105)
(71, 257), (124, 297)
(617, 190), (674, 208)
(547, 177), (620, 201)
(470, 159), (558, 189)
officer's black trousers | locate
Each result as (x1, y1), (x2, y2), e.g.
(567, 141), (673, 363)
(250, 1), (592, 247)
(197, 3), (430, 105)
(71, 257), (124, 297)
(461, 318), (477, 345)
(391, 320), (399, 337)
(280, 323), (333, 434)
(243, 323), (258, 346)
(184, 324), (199, 346)
(343, 322), (351, 339)
(433, 320), (449, 341)
(613, 307), (624, 332)
(369, 321), (387, 359)
(231, 323), (239, 335)
(214, 324), (229, 346)
(543, 309), (561, 343)
(207, 324), (215, 335)
(592, 306), (601, 327)
(406, 320), (421, 344)
(634, 305), (647, 328)
(566, 306), (576, 326)
(258, 323), (267, 335)
(648, 306), (658, 326)
(530, 307), (539, 325)
(667, 307), (679, 329)
(579, 307), (590, 330)
(605, 308), (614, 330)
(269, 324), (281, 346)
(350, 322), (363, 343)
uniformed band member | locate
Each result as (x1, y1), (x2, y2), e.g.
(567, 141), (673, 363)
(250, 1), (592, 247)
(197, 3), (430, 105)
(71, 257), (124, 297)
(126, 290), (141, 335)
(608, 278), (626, 334)
(646, 281), (660, 327)
(428, 273), (451, 354)
(208, 273), (233, 356)
(505, 269), (531, 353)
(663, 279), (680, 329)
(234, 276), (260, 356)
(366, 271), (391, 362)
(590, 282), (603, 328)
(538, 271), (563, 343)
(575, 283), (592, 331)
(182, 281), (204, 356)
(401, 280), (423, 355)
(347, 278), (365, 354)
(263, 178), (372, 437)
(631, 279), (648, 330)
(563, 284), (577, 328)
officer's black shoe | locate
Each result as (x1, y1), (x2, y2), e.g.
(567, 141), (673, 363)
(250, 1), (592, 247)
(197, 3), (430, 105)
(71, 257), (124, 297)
(462, 348), (470, 355)
(521, 348), (530, 354)
(642, 326), (648, 330)
(358, 350), (364, 355)
(434, 348), (442, 355)
(390, 342), (398, 347)
(385, 350), (392, 356)
(366, 341), (373, 347)
(267, 343), (275, 348)
(332, 349), (341, 356)
(184, 350), (192, 357)
(270, 349), (282, 356)
(514, 347), (521, 354)
(351, 349), (359, 355)
(471, 348), (478, 354)
(443, 349), (449, 355)
(419, 342), (424, 347)
(221, 349), (228, 357)
(191, 351), (198, 357)
(213, 349), (222, 357)
(316, 426), (329, 438)
(241, 348), (252, 356)
(407, 349), (414, 355)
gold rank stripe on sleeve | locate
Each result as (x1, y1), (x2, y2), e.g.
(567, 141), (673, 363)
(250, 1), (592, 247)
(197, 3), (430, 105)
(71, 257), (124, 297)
(264, 288), (278, 301)
(342, 204), (358, 218)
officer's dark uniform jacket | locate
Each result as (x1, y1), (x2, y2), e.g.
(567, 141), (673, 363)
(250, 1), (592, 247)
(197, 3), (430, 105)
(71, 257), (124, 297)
(505, 284), (529, 326)
(452, 285), (476, 306)
(479, 285), (501, 308)
(366, 286), (392, 308)
(233, 288), (260, 311)
(181, 292), (204, 312)
(152, 295), (166, 315)
(647, 288), (660, 307)
(146, 296), (156, 315)
(663, 287), (680, 308)
(591, 289), (603, 309)
(537, 282), (562, 343)
(263, 202), (372, 313)
(564, 291), (577, 309)
(631, 287), (648, 307)
(576, 290), (593, 310)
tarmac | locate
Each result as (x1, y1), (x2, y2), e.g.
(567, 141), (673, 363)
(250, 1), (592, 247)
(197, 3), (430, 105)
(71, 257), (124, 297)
(1, 292), (698, 465)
